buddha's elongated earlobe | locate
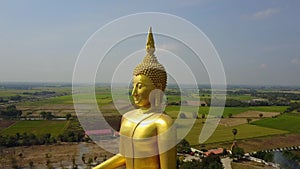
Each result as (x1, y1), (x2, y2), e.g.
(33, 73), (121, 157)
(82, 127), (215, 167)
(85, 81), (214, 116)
(155, 90), (160, 108)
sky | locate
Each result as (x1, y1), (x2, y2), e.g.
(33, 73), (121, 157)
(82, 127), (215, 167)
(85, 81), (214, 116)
(0, 0), (300, 86)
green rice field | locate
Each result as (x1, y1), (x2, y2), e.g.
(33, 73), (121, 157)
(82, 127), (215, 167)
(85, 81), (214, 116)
(0, 120), (70, 137)
(166, 106), (288, 118)
(252, 113), (300, 133)
(180, 119), (289, 146)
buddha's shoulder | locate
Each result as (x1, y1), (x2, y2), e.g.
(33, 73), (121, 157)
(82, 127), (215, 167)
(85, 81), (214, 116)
(152, 113), (174, 126)
(124, 109), (139, 115)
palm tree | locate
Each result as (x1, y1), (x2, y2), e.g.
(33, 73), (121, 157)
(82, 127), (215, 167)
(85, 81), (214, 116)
(232, 128), (238, 140)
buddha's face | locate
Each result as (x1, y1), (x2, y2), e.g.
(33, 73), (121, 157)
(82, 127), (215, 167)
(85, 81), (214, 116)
(132, 74), (156, 107)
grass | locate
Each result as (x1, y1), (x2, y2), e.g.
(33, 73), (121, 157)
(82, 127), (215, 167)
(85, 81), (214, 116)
(247, 106), (288, 112)
(0, 87), (71, 97)
(231, 161), (267, 169)
(21, 95), (74, 106)
(222, 106), (288, 117)
(166, 106), (288, 118)
(223, 107), (248, 117)
(0, 120), (70, 137)
(180, 119), (288, 146)
(252, 113), (300, 133)
(20, 93), (114, 106)
(0, 89), (41, 97)
(16, 86), (112, 106)
(204, 124), (288, 144)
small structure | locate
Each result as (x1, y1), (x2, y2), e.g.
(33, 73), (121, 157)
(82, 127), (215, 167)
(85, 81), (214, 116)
(184, 100), (207, 106)
(231, 141), (238, 151)
(203, 148), (224, 156)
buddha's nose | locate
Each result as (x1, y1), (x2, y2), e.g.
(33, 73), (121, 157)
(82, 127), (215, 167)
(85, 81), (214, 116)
(132, 86), (137, 96)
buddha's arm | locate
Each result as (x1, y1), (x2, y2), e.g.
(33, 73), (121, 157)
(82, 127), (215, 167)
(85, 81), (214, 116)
(156, 115), (177, 169)
(159, 146), (177, 169)
(93, 153), (125, 169)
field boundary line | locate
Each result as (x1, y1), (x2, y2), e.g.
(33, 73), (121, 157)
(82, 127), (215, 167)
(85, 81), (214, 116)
(62, 120), (71, 132)
(0, 121), (19, 134)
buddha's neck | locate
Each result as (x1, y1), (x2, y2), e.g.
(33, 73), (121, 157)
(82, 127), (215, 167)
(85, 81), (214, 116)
(140, 105), (164, 114)
(140, 106), (151, 113)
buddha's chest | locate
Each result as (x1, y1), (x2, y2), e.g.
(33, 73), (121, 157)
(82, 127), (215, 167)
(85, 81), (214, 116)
(120, 114), (157, 138)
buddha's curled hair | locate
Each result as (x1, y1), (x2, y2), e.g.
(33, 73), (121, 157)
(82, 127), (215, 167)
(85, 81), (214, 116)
(133, 54), (167, 91)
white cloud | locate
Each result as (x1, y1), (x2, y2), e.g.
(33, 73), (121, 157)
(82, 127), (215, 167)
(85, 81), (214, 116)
(252, 8), (280, 20)
(291, 58), (299, 64)
(260, 63), (267, 69)
(157, 43), (180, 51)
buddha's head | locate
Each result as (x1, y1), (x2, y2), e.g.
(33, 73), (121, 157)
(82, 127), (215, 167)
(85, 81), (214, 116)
(131, 27), (167, 108)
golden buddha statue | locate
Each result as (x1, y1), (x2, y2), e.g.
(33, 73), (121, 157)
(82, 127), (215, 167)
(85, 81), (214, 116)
(94, 27), (177, 169)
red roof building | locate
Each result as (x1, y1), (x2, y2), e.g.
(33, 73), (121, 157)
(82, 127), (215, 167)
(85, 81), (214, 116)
(203, 148), (224, 156)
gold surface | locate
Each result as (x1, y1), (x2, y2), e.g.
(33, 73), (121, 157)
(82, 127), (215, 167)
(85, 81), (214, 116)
(146, 27), (155, 52)
(132, 74), (156, 108)
(94, 28), (176, 169)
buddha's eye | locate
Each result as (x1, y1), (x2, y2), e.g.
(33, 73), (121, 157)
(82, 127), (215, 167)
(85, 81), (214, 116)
(138, 83), (142, 89)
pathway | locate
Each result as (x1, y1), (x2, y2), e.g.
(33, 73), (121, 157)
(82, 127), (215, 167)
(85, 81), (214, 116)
(221, 157), (232, 169)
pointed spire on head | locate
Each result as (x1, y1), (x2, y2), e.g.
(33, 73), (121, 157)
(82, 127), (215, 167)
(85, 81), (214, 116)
(133, 27), (167, 91)
(146, 27), (155, 55)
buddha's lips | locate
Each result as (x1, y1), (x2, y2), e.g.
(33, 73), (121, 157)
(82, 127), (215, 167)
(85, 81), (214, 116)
(133, 95), (141, 104)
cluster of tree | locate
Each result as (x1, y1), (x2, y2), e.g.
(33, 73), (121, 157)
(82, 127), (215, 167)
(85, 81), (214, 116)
(177, 139), (191, 154)
(0, 132), (56, 147)
(9, 95), (22, 101)
(202, 98), (245, 107)
(249, 91), (300, 106)
(252, 92), (300, 101)
(165, 89), (181, 95)
(205, 98), (290, 107)
(252, 150), (300, 168)
(178, 154), (223, 169)
(168, 101), (181, 106)
(57, 118), (86, 142)
(0, 131), (86, 147)
(252, 151), (274, 162)
(0, 105), (22, 118)
(0, 90), (67, 105)
(178, 112), (198, 119)
(0, 83), (40, 89)
(23, 91), (55, 96)
(40, 111), (55, 120)
(225, 99), (248, 107)
(36, 112), (71, 120)
(1, 95), (34, 102)
(230, 147), (245, 160)
(285, 102), (300, 113)
(202, 89), (300, 107)
(57, 130), (85, 142)
(227, 90), (253, 95)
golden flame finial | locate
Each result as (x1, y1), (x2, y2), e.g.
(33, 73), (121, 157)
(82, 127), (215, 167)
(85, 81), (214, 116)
(146, 27), (155, 55)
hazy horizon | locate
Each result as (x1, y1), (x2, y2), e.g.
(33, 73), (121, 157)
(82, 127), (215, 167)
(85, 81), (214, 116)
(1, 81), (300, 88)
